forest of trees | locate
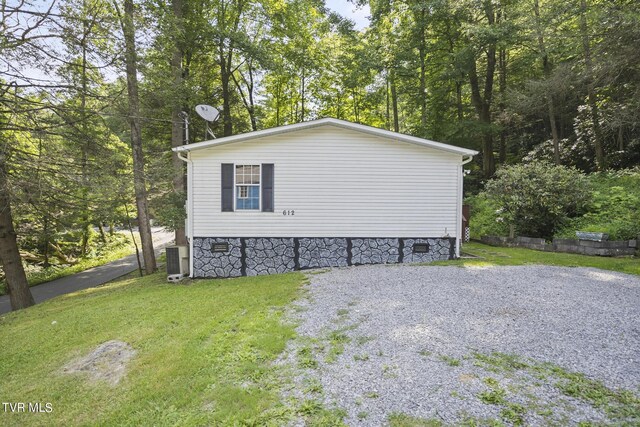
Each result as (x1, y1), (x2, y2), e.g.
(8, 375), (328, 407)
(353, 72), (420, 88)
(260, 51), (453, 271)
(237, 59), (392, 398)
(1, 0), (639, 308)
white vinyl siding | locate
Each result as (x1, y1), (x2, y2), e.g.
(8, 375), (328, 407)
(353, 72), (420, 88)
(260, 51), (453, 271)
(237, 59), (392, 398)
(189, 125), (462, 238)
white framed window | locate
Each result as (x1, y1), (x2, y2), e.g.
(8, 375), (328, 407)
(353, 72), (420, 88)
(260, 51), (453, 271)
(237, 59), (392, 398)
(235, 164), (260, 210)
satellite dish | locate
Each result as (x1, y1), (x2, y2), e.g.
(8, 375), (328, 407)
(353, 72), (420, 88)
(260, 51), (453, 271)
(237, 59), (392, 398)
(195, 104), (220, 122)
(195, 104), (220, 140)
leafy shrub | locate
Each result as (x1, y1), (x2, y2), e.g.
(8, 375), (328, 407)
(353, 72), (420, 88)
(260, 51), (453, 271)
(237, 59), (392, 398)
(466, 193), (509, 239)
(484, 162), (590, 240)
(556, 168), (640, 240)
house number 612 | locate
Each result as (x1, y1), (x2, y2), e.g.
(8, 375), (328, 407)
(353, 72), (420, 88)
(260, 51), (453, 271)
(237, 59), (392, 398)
(282, 210), (295, 216)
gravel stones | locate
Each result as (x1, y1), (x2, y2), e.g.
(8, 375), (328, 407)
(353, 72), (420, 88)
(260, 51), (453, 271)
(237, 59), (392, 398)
(284, 265), (640, 426)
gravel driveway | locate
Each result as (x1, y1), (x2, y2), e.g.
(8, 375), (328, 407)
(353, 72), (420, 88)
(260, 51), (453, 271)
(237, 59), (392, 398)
(284, 264), (640, 426)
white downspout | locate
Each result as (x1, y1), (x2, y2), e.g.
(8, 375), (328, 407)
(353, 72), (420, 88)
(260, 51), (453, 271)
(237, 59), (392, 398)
(177, 150), (194, 278)
(457, 155), (474, 258)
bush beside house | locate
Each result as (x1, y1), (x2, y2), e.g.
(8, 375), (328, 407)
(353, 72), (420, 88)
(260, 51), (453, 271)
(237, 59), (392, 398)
(467, 165), (640, 242)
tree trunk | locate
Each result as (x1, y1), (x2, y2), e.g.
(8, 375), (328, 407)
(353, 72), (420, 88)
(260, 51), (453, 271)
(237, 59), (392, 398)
(42, 216), (50, 268)
(219, 50), (233, 136)
(122, 0), (156, 274)
(618, 126), (624, 151)
(534, 0), (560, 165)
(275, 81), (281, 126)
(171, 0), (186, 246)
(418, 11), (427, 130)
(469, 59), (496, 178)
(579, 0), (605, 170)
(455, 82), (463, 121)
(468, 1), (497, 178)
(98, 222), (107, 244)
(80, 5), (91, 256)
(231, 64), (258, 131)
(246, 66), (257, 130)
(385, 75), (390, 130)
(300, 68), (305, 122)
(498, 46), (507, 164)
(0, 153), (35, 311)
(390, 68), (399, 132)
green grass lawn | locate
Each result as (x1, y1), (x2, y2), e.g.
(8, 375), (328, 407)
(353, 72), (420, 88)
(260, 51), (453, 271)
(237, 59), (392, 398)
(433, 241), (639, 276)
(0, 271), (306, 426)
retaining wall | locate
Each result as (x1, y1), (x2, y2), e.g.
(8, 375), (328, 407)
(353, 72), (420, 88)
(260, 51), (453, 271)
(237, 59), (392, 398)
(481, 236), (637, 257)
(192, 237), (456, 278)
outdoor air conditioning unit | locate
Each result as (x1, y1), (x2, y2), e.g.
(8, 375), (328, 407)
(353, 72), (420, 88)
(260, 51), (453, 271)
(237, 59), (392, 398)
(166, 245), (189, 282)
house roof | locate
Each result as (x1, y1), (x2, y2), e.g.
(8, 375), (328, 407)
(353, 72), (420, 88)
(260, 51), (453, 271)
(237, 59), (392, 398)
(172, 117), (478, 157)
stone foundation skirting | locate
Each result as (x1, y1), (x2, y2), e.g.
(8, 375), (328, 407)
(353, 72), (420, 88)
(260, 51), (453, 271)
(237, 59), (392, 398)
(192, 237), (456, 278)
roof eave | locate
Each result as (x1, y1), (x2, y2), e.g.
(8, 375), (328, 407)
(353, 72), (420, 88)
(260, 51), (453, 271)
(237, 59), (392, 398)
(172, 118), (478, 157)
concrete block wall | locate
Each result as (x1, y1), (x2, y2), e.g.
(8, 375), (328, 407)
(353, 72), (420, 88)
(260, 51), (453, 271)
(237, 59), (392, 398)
(481, 236), (637, 257)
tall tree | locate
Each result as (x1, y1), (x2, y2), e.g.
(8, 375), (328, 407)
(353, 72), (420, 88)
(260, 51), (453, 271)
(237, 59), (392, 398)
(579, 0), (604, 170)
(466, 0), (498, 178)
(117, 0), (156, 274)
(533, 0), (560, 165)
(170, 0), (187, 245)
(0, 140), (35, 310)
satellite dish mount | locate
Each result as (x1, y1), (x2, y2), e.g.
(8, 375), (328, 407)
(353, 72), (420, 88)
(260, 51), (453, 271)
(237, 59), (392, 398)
(195, 104), (220, 140)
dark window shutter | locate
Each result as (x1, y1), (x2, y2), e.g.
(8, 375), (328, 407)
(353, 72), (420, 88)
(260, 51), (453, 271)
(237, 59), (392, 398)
(221, 163), (234, 212)
(261, 164), (274, 212)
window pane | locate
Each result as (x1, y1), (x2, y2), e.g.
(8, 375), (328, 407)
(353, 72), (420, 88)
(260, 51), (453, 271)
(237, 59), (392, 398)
(236, 165), (261, 184)
(243, 187), (248, 198)
(248, 166), (259, 184)
(249, 186), (259, 197)
(251, 165), (260, 184)
(235, 165), (244, 184)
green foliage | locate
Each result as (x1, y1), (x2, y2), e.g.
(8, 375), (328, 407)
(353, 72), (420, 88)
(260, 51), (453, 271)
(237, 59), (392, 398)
(557, 169), (640, 240)
(484, 162), (590, 239)
(388, 413), (443, 427)
(325, 329), (351, 363)
(475, 167), (640, 241)
(471, 352), (640, 423)
(552, 368), (640, 420)
(466, 193), (509, 240)
(439, 355), (461, 367)
(150, 191), (187, 231)
(298, 345), (319, 369)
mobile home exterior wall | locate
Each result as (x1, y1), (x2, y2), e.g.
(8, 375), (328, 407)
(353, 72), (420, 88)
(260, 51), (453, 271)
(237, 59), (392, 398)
(179, 121), (473, 278)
